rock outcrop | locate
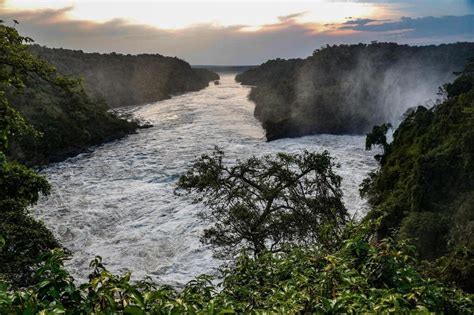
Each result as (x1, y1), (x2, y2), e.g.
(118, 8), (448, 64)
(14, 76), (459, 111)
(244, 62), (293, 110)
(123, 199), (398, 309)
(236, 42), (474, 141)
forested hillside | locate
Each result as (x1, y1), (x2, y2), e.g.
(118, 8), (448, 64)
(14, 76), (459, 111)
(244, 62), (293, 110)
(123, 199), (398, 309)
(236, 42), (474, 140)
(30, 45), (219, 108)
(7, 83), (138, 166)
(362, 60), (474, 292)
(5, 44), (219, 166)
(3, 51), (139, 166)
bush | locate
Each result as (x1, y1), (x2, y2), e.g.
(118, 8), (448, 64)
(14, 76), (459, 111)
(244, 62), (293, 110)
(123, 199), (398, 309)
(1, 223), (472, 313)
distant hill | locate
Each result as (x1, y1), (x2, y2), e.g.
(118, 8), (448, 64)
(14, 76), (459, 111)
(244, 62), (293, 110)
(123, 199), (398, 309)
(236, 42), (474, 141)
(29, 45), (219, 108)
(193, 65), (256, 74)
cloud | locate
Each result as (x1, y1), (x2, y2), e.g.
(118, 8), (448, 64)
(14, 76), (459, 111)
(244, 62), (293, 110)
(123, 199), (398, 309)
(339, 15), (474, 38)
(1, 4), (474, 65)
(342, 18), (378, 25)
(0, 6), (357, 64)
(277, 12), (308, 22)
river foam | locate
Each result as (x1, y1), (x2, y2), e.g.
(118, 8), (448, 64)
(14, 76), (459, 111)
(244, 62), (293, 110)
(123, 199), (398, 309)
(33, 73), (378, 286)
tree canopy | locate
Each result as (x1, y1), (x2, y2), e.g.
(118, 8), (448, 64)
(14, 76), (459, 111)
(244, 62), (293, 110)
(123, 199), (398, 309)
(362, 60), (474, 292)
(177, 148), (347, 257)
(0, 22), (65, 286)
(236, 42), (474, 140)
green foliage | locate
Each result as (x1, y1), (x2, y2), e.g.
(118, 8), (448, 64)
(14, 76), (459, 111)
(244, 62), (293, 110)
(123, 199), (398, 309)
(0, 21), (64, 287)
(0, 249), (220, 314)
(0, 159), (59, 287)
(9, 86), (139, 165)
(1, 223), (472, 313)
(0, 161), (49, 210)
(446, 58), (474, 97)
(365, 123), (392, 162)
(29, 45), (219, 108)
(177, 148), (347, 257)
(362, 61), (474, 291)
(422, 247), (474, 293)
(1, 27), (140, 166)
(216, 224), (473, 313)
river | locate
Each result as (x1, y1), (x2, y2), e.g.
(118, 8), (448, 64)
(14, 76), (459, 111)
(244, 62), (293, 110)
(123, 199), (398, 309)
(33, 73), (379, 286)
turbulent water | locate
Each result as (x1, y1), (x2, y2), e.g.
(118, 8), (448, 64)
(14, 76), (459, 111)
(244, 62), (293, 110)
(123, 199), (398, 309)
(33, 73), (378, 286)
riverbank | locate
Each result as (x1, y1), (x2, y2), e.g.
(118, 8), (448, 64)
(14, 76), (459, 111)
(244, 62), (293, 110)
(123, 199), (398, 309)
(30, 45), (220, 108)
(8, 47), (219, 166)
(236, 42), (474, 140)
(32, 73), (377, 285)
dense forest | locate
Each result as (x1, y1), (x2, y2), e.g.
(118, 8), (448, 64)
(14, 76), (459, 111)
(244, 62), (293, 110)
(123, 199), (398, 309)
(6, 80), (139, 166)
(30, 45), (219, 108)
(236, 42), (474, 141)
(4, 44), (219, 166)
(1, 24), (473, 313)
(362, 61), (474, 292)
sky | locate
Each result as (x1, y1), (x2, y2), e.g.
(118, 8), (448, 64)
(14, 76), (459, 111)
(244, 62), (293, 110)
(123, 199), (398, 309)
(1, 0), (474, 65)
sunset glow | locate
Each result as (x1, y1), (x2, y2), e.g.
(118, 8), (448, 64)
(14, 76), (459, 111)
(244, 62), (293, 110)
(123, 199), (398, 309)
(3, 0), (381, 29)
(1, 0), (473, 64)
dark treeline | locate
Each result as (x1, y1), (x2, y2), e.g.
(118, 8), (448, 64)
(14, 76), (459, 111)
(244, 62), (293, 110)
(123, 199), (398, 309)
(30, 45), (219, 108)
(236, 42), (474, 141)
(6, 46), (219, 166)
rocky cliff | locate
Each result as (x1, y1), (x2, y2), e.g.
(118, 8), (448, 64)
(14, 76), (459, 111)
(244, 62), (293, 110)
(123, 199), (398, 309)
(236, 42), (474, 141)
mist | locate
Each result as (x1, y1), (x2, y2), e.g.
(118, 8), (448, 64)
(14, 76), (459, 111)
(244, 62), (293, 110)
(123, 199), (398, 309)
(295, 49), (455, 132)
(237, 42), (474, 140)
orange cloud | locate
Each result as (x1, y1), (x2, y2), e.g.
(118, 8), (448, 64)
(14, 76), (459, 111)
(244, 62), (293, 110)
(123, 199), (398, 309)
(2, 3), (473, 65)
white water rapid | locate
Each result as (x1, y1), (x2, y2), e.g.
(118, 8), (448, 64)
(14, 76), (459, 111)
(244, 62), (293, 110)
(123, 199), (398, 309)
(33, 73), (378, 286)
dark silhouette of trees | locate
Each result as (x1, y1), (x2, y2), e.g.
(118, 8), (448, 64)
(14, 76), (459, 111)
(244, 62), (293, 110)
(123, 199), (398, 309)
(177, 148), (347, 257)
(365, 123), (392, 162)
(236, 42), (474, 141)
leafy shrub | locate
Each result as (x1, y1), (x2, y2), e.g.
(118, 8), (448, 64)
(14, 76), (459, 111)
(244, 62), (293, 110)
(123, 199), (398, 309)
(1, 223), (472, 313)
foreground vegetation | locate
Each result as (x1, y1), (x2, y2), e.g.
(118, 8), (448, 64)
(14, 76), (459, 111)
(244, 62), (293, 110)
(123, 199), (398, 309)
(1, 223), (473, 313)
(1, 23), (473, 313)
